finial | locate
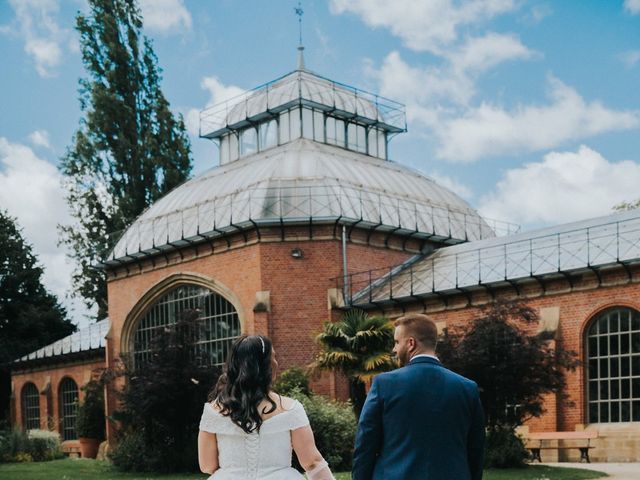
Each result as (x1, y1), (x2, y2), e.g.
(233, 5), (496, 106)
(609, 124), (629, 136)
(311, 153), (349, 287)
(294, 1), (305, 70)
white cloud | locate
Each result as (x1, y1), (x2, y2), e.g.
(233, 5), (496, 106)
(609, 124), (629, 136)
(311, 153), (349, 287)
(0, 137), (80, 317)
(370, 31), (536, 110)
(4, 0), (70, 77)
(624, 0), (640, 14)
(449, 32), (537, 74)
(435, 76), (640, 162)
(618, 50), (640, 68)
(479, 146), (640, 225)
(330, 0), (516, 54)
(28, 129), (52, 149)
(139, 0), (192, 34)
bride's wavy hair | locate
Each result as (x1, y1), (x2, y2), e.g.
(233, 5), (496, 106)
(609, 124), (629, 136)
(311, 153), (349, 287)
(210, 334), (277, 434)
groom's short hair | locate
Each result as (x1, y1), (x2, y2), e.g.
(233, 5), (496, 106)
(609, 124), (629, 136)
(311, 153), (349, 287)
(394, 313), (438, 350)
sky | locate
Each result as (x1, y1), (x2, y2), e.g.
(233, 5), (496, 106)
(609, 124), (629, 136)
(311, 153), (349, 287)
(1, 0), (640, 325)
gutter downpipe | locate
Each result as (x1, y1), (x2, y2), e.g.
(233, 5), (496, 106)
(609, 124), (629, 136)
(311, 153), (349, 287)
(342, 224), (349, 305)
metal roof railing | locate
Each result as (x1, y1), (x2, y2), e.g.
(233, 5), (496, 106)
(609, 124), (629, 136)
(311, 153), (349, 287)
(199, 70), (407, 139)
(106, 184), (519, 265)
(346, 213), (640, 306)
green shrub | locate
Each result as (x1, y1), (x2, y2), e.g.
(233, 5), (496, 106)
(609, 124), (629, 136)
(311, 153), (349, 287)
(274, 367), (311, 396)
(76, 380), (105, 440)
(289, 389), (357, 472)
(0, 429), (30, 463)
(27, 430), (63, 461)
(0, 429), (61, 463)
(484, 426), (528, 468)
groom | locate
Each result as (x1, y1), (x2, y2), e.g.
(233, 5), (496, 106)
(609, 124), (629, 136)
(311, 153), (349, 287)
(352, 313), (485, 480)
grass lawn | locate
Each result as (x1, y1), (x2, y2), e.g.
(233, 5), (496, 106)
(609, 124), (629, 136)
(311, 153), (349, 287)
(0, 459), (607, 479)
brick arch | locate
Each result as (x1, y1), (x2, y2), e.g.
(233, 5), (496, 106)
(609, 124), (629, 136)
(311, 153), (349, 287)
(120, 272), (246, 358)
(580, 301), (640, 339)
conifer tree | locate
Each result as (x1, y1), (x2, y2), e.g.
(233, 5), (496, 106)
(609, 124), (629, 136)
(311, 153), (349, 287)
(0, 211), (76, 421)
(60, 0), (192, 319)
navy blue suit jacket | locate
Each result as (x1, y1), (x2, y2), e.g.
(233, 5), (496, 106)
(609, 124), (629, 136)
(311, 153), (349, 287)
(352, 356), (485, 480)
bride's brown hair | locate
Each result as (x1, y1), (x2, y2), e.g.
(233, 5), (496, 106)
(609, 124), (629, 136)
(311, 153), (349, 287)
(210, 335), (277, 434)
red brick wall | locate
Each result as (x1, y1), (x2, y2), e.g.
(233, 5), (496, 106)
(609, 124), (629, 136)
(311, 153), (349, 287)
(12, 359), (105, 434)
(367, 271), (640, 433)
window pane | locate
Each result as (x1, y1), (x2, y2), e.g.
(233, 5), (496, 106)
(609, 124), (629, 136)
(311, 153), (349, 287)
(611, 380), (620, 399)
(356, 125), (367, 153)
(633, 311), (640, 331)
(621, 401), (631, 422)
(326, 116), (337, 145)
(600, 380), (609, 400)
(600, 404), (609, 422)
(621, 334), (630, 355)
(240, 128), (257, 156)
(220, 136), (229, 164)
(633, 401), (640, 422)
(621, 310), (630, 331)
(611, 402), (620, 422)
(588, 336), (598, 356)
(589, 403), (598, 423)
(589, 359), (598, 378)
(229, 133), (239, 161)
(599, 336), (608, 356)
(599, 316), (609, 334)
(368, 128), (378, 157)
(622, 379), (630, 398)
(279, 110), (290, 144)
(347, 123), (357, 150)
(633, 333), (640, 352)
(611, 357), (619, 378)
(313, 110), (323, 141)
(610, 335), (619, 355)
(377, 131), (386, 159)
(633, 378), (640, 398)
(259, 119), (277, 150)
(302, 108), (313, 139)
(589, 381), (598, 401)
(290, 108), (301, 139)
(633, 356), (640, 376)
(336, 119), (345, 146)
(622, 357), (630, 377)
(610, 312), (619, 333)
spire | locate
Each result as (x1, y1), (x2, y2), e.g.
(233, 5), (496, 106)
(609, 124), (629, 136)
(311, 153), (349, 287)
(294, 2), (305, 70)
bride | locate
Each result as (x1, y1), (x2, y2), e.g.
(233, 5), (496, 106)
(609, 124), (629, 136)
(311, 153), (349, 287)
(198, 335), (335, 479)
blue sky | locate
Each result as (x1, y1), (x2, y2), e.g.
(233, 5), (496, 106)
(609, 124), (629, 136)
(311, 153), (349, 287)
(1, 0), (640, 323)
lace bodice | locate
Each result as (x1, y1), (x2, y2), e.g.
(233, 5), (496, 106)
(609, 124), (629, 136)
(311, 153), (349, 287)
(199, 400), (310, 480)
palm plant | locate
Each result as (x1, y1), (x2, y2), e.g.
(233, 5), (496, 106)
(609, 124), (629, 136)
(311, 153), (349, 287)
(309, 309), (396, 418)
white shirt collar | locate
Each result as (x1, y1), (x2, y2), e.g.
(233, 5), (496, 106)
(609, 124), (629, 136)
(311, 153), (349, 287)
(410, 353), (439, 361)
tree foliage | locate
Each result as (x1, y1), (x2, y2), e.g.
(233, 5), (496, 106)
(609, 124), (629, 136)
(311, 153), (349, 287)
(438, 300), (579, 428)
(309, 309), (395, 417)
(59, 0), (192, 319)
(109, 309), (219, 472)
(0, 211), (76, 421)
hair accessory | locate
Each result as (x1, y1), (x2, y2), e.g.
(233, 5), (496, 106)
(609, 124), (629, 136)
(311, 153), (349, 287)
(258, 336), (266, 354)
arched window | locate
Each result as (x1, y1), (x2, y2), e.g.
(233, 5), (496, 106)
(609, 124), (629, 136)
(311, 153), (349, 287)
(586, 307), (640, 423)
(59, 378), (78, 440)
(133, 284), (241, 367)
(21, 383), (40, 430)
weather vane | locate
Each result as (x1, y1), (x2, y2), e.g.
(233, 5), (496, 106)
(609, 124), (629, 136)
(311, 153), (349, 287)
(294, 1), (304, 47)
(294, 1), (305, 69)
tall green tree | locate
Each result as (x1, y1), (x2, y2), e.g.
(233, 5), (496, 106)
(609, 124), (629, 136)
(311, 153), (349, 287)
(59, 0), (192, 320)
(0, 211), (76, 422)
(310, 309), (395, 418)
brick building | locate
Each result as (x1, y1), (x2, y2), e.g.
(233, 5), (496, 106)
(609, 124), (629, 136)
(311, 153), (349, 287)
(10, 62), (640, 461)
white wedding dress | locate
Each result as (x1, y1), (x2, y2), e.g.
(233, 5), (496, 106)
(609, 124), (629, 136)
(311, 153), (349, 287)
(199, 400), (309, 479)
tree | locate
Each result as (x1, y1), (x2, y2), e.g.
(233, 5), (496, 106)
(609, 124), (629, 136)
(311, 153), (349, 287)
(0, 211), (76, 422)
(614, 199), (640, 211)
(437, 301), (580, 467)
(109, 309), (220, 472)
(59, 0), (192, 320)
(309, 309), (395, 418)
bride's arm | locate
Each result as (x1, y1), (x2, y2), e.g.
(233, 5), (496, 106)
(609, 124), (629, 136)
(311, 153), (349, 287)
(291, 426), (335, 480)
(198, 431), (219, 475)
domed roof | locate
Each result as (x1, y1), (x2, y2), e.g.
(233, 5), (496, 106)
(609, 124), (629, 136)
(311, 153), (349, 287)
(107, 139), (495, 264)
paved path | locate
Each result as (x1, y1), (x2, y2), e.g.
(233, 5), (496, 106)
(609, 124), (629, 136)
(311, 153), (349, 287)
(542, 462), (640, 480)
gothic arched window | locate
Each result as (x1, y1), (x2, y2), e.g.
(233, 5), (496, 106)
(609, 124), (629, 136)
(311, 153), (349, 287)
(586, 307), (640, 423)
(133, 284), (241, 368)
(21, 382), (40, 430)
(59, 378), (78, 440)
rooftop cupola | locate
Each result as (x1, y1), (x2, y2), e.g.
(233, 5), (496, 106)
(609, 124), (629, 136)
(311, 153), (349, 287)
(199, 68), (407, 165)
